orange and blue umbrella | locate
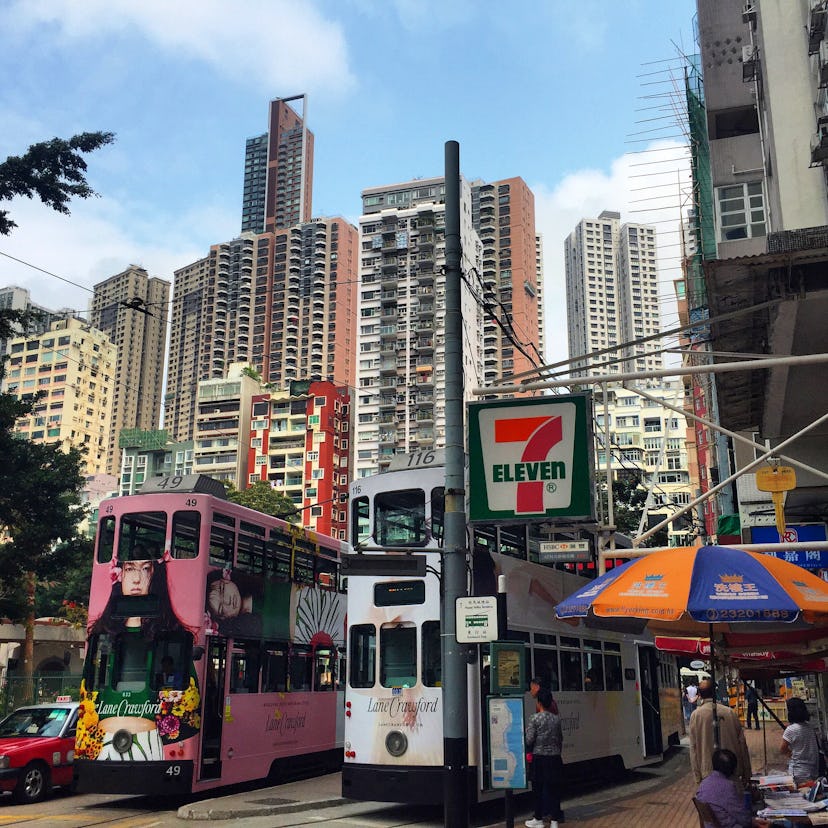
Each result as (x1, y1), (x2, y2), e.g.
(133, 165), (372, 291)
(555, 544), (828, 747)
(554, 544), (828, 628)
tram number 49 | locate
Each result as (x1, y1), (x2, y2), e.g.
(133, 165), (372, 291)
(165, 765), (182, 777)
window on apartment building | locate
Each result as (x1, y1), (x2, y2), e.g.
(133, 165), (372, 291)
(716, 182), (766, 242)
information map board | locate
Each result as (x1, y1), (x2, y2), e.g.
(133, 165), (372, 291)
(487, 696), (527, 790)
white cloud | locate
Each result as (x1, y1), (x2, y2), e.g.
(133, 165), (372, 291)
(0, 195), (237, 314)
(533, 141), (692, 368)
(4, 0), (356, 98)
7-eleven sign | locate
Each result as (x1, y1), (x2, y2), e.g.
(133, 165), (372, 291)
(468, 395), (594, 522)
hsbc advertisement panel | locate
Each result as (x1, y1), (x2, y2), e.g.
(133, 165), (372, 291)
(468, 394), (594, 522)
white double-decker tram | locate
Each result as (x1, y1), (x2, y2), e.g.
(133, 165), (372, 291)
(341, 454), (680, 805)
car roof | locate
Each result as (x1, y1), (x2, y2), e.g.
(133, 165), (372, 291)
(11, 702), (79, 712)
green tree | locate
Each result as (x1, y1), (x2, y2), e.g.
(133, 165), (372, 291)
(0, 132), (115, 236)
(224, 481), (299, 522)
(609, 471), (669, 548)
(0, 131), (112, 684)
(0, 440), (87, 685)
(36, 535), (94, 625)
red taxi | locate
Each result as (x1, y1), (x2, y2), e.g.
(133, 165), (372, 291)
(0, 702), (79, 803)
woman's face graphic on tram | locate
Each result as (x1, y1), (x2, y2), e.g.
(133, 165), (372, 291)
(207, 578), (243, 620)
(122, 560), (153, 596)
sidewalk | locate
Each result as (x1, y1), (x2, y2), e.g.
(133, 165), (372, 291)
(177, 725), (786, 825)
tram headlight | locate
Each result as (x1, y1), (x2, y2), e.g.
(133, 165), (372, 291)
(112, 729), (133, 755)
(0, 756), (8, 769)
(385, 730), (408, 758)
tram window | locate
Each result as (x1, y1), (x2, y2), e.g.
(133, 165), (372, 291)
(119, 512), (166, 560)
(267, 529), (292, 580)
(380, 622), (417, 688)
(422, 620), (441, 686)
(293, 550), (315, 585)
(240, 521), (266, 537)
(375, 489), (426, 546)
(533, 649), (560, 693)
(210, 526), (234, 566)
(430, 487), (445, 545)
(314, 648), (335, 691)
(96, 516), (116, 563)
(499, 525), (525, 559)
(213, 512), (235, 528)
(535, 634), (556, 646)
(172, 510), (200, 559)
(316, 556), (337, 590)
(237, 533), (265, 573)
(605, 653), (623, 691)
(84, 634), (113, 691)
(351, 495), (370, 547)
(151, 637), (190, 691)
(230, 641), (261, 694)
(337, 648), (346, 691)
(375, 580), (425, 606)
(583, 650), (604, 691)
(559, 649), (583, 692)
(290, 645), (313, 691)
(262, 643), (288, 692)
(113, 634), (150, 692)
(349, 624), (376, 688)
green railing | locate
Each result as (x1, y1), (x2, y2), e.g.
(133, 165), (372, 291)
(1, 674), (83, 717)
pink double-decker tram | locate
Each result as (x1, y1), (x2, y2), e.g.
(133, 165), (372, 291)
(74, 474), (347, 795)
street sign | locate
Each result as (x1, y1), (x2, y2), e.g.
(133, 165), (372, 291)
(539, 540), (591, 563)
(456, 596), (498, 643)
(468, 395), (594, 523)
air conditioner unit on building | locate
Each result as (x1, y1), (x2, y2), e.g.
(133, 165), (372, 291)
(742, 3), (756, 25)
(820, 40), (828, 87)
(742, 45), (759, 82)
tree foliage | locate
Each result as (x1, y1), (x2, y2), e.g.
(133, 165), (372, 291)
(610, 471), (669, 548)
(0, 131), (115, 236)
(224, 481), (299, 522)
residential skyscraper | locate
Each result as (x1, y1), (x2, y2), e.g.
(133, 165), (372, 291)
(471, 178), (542, 388)
(165, 235), (256, 442)
(354, 176), (483, 478)
(241, 95), (314, 233)
(246, 380), (351, 540)
(250, 217), (358, 390)
(90, 265), (170, 474)
(564, 210), (662, 376)
(3, 318), (116, 476)
(166, 217), (358, 444)
(0, 285), (81, 358)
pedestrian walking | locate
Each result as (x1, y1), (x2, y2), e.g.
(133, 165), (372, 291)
(745, 683), (759, 730)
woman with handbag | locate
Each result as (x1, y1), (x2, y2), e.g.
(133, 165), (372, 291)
(780, 697), (821, 784)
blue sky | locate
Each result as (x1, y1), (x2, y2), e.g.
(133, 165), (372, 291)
(0, 0), (696, 366)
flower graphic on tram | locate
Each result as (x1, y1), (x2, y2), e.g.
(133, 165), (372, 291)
(295, 586), (345, 647)
(75, 681), (104, 760)
(156, 679), (201, 741)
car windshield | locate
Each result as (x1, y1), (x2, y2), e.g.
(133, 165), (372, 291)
(0, 708), (70, 738)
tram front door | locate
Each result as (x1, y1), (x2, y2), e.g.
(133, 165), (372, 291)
(199, 638), (226, 779)
(637, 644), (663, 758)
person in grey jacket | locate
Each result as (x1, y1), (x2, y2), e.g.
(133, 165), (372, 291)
(524, 688), (564, 828)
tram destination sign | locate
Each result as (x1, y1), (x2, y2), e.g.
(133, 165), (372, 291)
(467, 395), (594, 523)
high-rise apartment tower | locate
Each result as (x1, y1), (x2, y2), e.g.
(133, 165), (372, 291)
(564, 210), (662, 376)
(90, 265), (170, 473)
(471, 178), (542, 387)
(241, 95), (314, 233)
(354, 176), (483, 478)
